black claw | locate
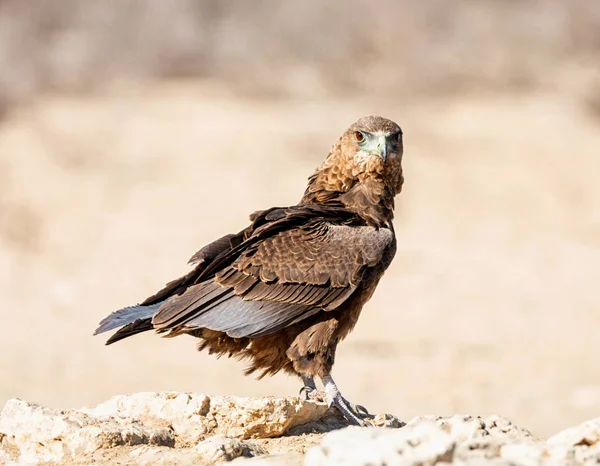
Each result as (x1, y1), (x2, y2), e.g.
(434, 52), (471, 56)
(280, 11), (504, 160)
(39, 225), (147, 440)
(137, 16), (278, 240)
(355, 404), (370, 417)
(340, 397), (370, 418)
(299, 385), (314, 399)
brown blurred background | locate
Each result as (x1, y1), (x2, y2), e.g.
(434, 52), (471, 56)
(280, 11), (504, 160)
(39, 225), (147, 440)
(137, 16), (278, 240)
(1, 0), (599, 438)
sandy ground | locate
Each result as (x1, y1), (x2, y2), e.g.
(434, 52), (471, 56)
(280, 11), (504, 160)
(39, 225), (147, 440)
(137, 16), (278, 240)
(1, 82), (599, 438)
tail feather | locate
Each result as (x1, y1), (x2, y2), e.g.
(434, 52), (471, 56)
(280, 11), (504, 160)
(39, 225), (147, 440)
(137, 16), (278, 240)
(94, 301), (163, 344)
(105, 318), (154, 345)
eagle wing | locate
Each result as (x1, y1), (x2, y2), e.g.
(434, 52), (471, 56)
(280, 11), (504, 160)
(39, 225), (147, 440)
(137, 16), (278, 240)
(151, 210), (395, 339)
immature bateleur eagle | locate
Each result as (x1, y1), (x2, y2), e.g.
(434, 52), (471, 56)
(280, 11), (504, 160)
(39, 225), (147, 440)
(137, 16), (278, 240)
(95, 115), (404, 426)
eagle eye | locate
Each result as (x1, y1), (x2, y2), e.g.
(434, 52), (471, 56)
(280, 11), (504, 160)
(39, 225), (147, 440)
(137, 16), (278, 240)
(354, 131), (365, 143)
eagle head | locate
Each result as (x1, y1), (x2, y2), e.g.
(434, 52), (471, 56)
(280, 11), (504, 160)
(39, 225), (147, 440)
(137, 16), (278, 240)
(314, 115), (403, 192)
(302, 115), (404, 224)
(341, 116), (403, 178)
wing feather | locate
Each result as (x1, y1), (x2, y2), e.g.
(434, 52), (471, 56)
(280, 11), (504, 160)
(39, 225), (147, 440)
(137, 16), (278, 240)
(152, 281), (229, 327)
(110, 206), (394, 341)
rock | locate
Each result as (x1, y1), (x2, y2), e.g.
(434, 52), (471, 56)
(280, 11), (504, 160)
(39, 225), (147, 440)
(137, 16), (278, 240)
(547, 417), (600, 464)
(84, 391), (212, 446)
(3, 393), (600, 465)
(303, 415), (600, 465)
(205, 395), (328, 440)
(371, 413), (405, 428)
(305, 415), (546, 466)
(0, 393), (337, 465)
(0, 398), (174, 464)
(304, 423), (455, 466)
(84, 392), (332, 443)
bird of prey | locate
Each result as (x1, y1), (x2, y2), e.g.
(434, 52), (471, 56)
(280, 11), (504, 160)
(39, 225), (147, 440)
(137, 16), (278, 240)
(95, 115), (404, 426)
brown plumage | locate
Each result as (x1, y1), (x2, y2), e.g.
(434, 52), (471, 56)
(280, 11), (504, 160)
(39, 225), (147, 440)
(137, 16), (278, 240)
(94, 115), (404, 425)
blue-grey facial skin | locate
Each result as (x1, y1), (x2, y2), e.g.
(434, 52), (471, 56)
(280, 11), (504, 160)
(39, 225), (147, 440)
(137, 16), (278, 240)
(356, 131), (400, 162)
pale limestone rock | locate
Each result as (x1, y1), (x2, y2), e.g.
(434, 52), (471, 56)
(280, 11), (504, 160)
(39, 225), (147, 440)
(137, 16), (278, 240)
(207, 395), (329, 440)
(499, 442), (552, 466)
(429, 414), (542, 464)
(420, 414), (535, 441)
(84, 392), (213, 446)
(305, 415), (544, 466)
(85, 392), (332, 443)
(0, 398), (173, 464)
(546, 417), (600, 464)
(304, 424), (455, 466)
(547, 417), (600, 447)
(0, 393), (332, 464)
(4, 392), (600, 465)
(301, 414), (600, 465)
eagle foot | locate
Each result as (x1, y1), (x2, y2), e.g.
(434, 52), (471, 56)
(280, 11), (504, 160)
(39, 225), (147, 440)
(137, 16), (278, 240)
(321, 374), (373, 427)
(331, 394), (373, 427)
(340, 397), (369, 418)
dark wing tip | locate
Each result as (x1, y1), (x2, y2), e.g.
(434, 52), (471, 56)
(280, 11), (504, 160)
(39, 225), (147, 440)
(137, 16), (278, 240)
(94, 302), (162, 336)
(104, 318), (155, 345)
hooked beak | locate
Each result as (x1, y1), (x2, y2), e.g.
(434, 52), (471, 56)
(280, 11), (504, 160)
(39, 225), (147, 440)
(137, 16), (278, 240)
(365, 134), (389, 161)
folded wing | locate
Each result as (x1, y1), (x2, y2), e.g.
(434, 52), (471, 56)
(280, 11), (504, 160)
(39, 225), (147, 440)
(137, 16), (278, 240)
(151, 219), (394, 338)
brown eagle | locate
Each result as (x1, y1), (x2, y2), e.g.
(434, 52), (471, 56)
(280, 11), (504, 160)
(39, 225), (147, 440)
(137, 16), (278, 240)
(95, 115), (404, 425)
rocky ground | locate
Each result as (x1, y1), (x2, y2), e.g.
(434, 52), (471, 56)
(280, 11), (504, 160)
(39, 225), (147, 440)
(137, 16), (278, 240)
(1, 392), (600, 465)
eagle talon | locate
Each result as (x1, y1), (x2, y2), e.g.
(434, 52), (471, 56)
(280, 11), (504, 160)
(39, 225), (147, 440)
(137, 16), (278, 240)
(299, 375), (322, 401)
(332, 395), (373, 426)
(356, 405), (369, 417)
(299, 385), (315, 400)
(342, 398), (370, 418)
(321, 374), (373, 426)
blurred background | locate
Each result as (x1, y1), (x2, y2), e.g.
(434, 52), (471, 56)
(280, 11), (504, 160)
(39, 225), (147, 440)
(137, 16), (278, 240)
(1, 0), (600, 438)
